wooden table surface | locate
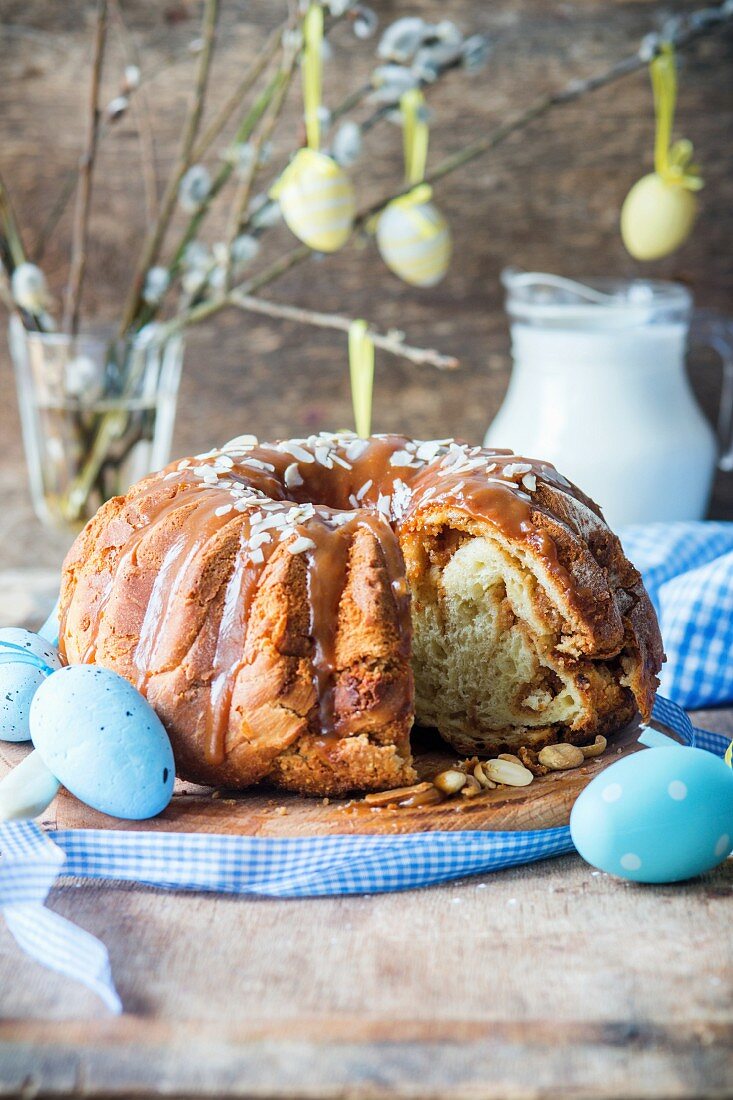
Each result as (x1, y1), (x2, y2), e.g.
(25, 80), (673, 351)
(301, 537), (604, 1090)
(1, 585), (732, 1099)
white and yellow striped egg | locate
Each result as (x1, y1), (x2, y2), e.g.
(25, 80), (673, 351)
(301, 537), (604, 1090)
(271, 148), (355, 253)
(376, 198), (451, 287)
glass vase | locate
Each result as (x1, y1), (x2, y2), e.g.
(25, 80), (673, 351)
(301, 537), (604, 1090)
(9, 318), (183, 536)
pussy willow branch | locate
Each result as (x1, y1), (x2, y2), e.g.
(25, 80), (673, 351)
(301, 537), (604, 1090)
(118, 0), (220, 336)
(157, 289), (458, 369)
(222, 44), (300, 288)
(34, 10), (310, 264)
(132, 67), (288, 332)
(189, 21), (286, 164)
(109, 0), (158, 224)
(0, 174), (25, 313)
(63, 0), (108, 336)
(0, 171), (28, 271)
(228, 292), (459, 369)
(235, 6), (733, 301)
(33, 37), (218, 261)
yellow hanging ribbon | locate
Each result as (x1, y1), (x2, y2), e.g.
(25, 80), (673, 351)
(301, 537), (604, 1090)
(401, 88), (429, 187)
(365, 92), (432, 233)
(349, 319), (374, 438)
(303, 3), (323, 152)
(651, 44), (703, 191)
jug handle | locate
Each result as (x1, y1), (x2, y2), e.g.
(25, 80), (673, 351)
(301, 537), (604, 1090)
(690, 311), (733, 473)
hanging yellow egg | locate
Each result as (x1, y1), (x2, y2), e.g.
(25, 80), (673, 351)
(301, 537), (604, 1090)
(620, 172), (698, 261)
(376, 189), (451, 287)
(270, 148), (355, 253)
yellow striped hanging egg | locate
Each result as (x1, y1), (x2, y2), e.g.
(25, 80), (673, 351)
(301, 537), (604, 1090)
(270, 148), (355, 253)
(376, 189), (451, 287)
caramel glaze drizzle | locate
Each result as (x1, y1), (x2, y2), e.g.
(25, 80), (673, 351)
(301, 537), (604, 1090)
(59, 434), (583, 767)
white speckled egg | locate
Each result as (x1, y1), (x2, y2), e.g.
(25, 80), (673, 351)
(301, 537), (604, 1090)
(570, 746), (733, 883)
(376, 198), (451, 287)
(0, 628), (62, 742)
(30, 664), (175, 820)
(620, 173), (697, 261)
(272, 148), (355, 253)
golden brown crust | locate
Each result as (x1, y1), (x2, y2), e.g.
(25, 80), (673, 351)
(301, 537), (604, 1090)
(59, 434), (663, 795)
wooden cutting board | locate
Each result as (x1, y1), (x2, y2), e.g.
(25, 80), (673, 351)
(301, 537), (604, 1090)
(0, 720), (655, 836)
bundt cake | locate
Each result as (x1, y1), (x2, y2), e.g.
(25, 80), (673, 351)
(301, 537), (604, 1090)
(58, 432), (664, 796)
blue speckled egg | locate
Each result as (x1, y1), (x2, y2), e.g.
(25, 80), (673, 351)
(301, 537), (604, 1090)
(0, 628), (62, 742)
(30, 664), (175, 820)
(0, 627), (63, 671)
(570, 746), (733, 883)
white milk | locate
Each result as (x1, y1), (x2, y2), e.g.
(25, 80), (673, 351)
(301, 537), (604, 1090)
(484, 273), (732, 528)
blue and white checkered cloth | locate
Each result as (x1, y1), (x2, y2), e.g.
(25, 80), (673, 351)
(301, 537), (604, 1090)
(2, 522), (733, 1014)
(1, 697), (729, 1016)
(621, 521), (733, 708)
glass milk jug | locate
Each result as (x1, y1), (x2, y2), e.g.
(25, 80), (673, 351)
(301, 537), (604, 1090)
(484, 271), (733, 528)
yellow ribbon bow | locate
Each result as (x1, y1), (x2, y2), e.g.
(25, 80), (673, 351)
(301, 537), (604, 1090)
(349, 320), (375, 438)
(651, 44), (703, 191)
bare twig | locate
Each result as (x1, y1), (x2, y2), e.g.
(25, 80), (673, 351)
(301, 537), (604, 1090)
(228, 292), (459, 369)
(118, 0), (219, 335)
(63, 0), (109, 335)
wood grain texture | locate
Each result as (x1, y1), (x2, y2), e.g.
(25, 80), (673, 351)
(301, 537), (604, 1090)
(1, 0), (733, 573)
(0, 601), (731, 1098)
(0, 720), (646, 835)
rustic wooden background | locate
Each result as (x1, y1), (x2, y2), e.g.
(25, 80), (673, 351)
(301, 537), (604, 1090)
(1, 0), (733, 572)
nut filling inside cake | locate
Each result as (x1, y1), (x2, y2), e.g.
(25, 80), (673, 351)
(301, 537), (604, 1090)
(59, 433), (663, 796)
(408, 526), (638, 756)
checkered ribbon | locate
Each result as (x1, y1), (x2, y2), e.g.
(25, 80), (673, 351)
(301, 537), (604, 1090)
(0, 696), (729, 1016)
(621, 521), (733, 708)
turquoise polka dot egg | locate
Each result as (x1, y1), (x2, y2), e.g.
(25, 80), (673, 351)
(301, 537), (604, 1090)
(570, 744), (733, 883)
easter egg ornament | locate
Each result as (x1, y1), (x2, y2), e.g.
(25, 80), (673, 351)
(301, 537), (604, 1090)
(270, 4), (354, 253)
(570, 727), (733, 883)
(620, 44), (703, 261)
(376, 88), (451, 287)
